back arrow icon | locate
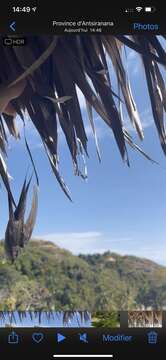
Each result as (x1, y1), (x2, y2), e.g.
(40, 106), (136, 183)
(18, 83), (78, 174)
(10, 21), (16, 31)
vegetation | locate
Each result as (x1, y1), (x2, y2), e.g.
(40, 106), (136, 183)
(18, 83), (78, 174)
(91, 311), (120, 327)
(0, 240), (166, 311)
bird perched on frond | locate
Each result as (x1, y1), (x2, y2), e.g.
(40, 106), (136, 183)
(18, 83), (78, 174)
(4, 178), (38, 262)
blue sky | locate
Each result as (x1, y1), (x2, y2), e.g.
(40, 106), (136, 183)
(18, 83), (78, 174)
(0, 43), (166, 265)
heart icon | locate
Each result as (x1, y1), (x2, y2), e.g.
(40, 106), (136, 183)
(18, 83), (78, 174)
(32, 332), (44, 343)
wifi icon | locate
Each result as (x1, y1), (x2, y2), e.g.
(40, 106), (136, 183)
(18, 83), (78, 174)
(136, 6), (143, 12)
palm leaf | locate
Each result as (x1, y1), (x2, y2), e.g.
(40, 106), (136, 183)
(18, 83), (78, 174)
(0, 35), (165, 256)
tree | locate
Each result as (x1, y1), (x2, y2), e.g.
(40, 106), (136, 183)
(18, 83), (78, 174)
(92, 311), (120, 327)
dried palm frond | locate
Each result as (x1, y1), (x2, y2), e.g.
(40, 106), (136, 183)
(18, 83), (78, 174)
(0, 35), (165, 256)
(0, 310), (91, 326)
(62, 310), (90, 326)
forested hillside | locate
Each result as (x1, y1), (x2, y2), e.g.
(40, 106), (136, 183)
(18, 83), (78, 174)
(0, 240), (165, 311)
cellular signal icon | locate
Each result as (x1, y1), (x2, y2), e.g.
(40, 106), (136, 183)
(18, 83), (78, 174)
(136, 6), (143, 12)
(125, 8), (134, 13)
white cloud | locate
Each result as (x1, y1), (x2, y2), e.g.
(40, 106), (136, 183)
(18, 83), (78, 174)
(118, 245), (166, 266)
(123, 108), (153, 133)
(34, 232), (166, 266)
(126, 48), (141, 76)
(35, 231), (133, 256)
(35, 231), (102, 254)
(84, 118), (111, 140)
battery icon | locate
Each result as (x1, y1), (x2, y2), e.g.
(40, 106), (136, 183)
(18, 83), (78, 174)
(145, 7), (152, 12)
(145, 6), (156, 12)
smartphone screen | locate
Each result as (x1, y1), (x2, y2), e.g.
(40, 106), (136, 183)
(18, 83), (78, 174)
(0, 2), (165, 359)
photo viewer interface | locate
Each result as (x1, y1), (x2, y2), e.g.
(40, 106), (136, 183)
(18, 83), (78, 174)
(0, 2), (165, 359)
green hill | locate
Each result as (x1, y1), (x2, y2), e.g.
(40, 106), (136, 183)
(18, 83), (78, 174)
(0, 240), (166, 311)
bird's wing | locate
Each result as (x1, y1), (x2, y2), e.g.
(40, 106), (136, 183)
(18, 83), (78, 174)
(22, 185), (38, 246)
(14, 176), (32, 220)
(5, 217), (23, 262)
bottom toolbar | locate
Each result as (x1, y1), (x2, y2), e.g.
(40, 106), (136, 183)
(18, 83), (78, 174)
(0, 328), (165, 359)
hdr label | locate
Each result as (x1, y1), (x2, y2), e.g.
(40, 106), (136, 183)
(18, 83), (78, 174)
(3, 37), (26, 46)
